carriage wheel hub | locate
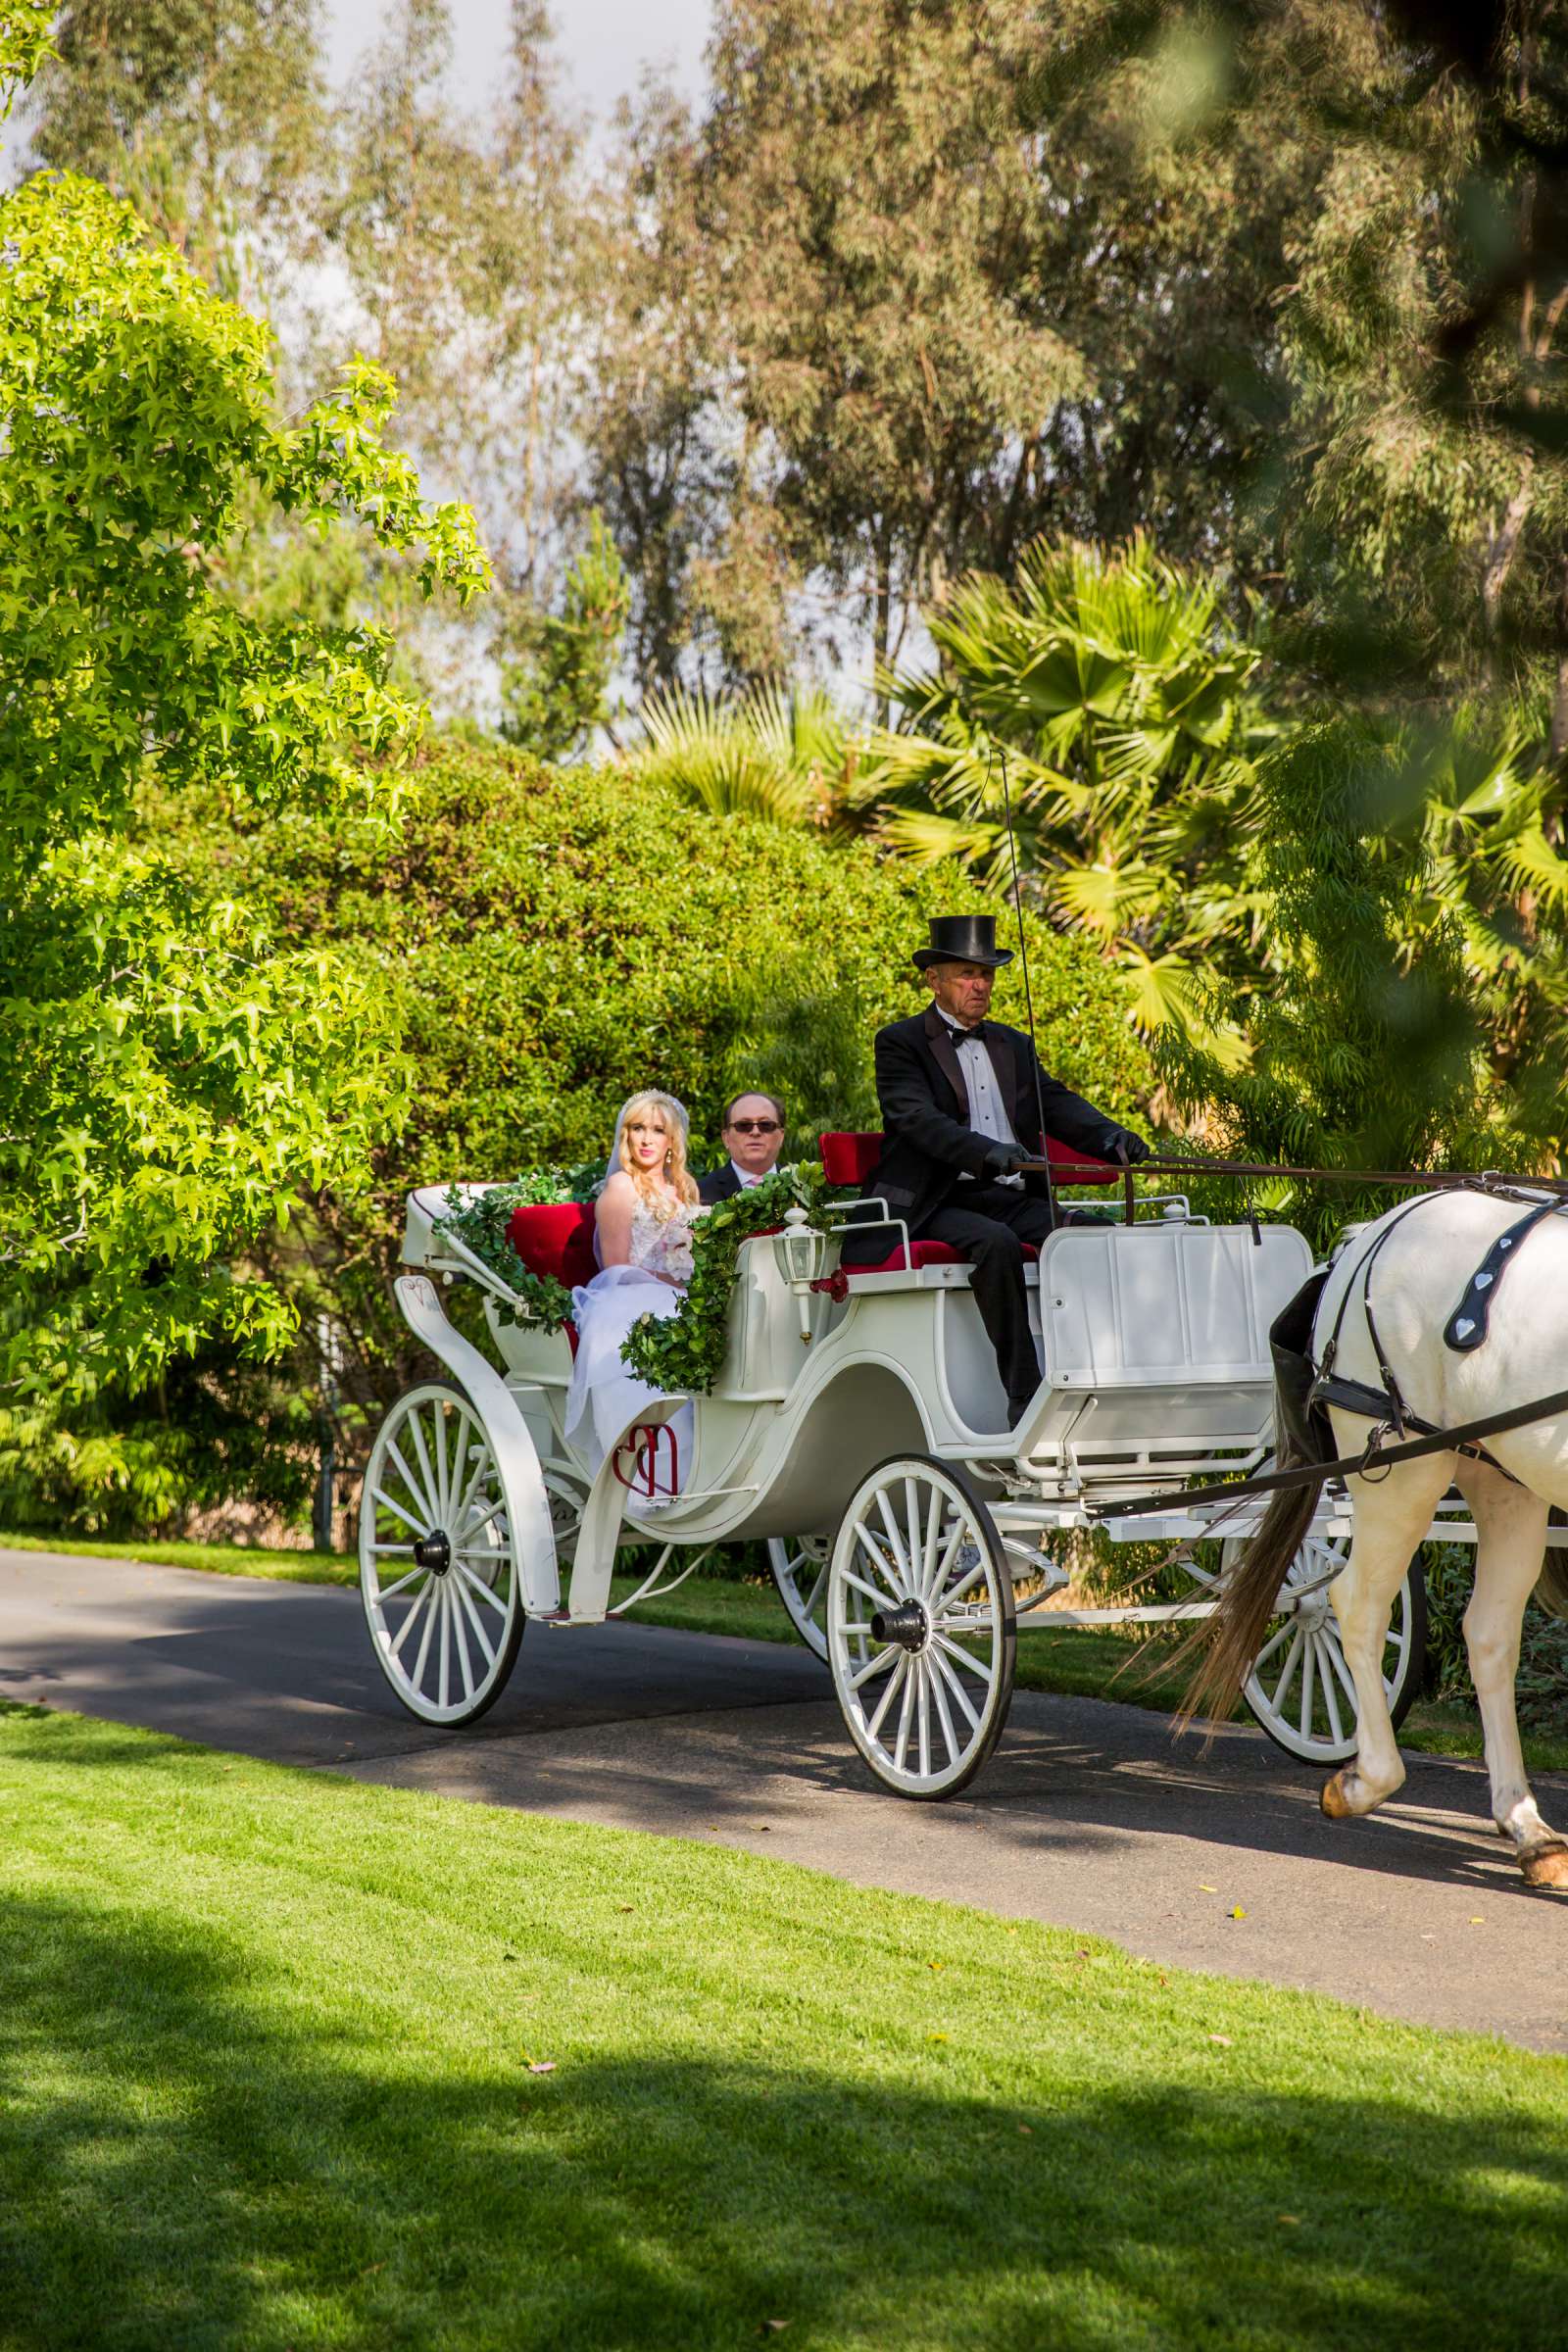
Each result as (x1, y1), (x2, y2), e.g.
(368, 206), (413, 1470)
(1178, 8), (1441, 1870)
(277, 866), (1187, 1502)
(870, 1599), (929, 1653)
(414, 1531), (452, 1576)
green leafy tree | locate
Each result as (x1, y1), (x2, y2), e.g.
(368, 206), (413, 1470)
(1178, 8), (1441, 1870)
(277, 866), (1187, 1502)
(0, 110), (489, 1436)
(1154, 719), (1512, 1243)
(497, 514), (629, 760)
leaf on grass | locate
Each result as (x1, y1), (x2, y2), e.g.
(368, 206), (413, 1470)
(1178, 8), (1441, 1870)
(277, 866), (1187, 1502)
(760, 2324), (790, 2336)
(927, 2033), (949, 2043)
(526, 2060), (557, 2076)
(617, 1905), (634, 1914)
(929, 1961), (944, 1972)
(503, 1952), (517, 1963)
(1278, 2215), (1300, 2227)
(1208, 2034), (1234, 2047)
(1017, 2124), (1034, 2135)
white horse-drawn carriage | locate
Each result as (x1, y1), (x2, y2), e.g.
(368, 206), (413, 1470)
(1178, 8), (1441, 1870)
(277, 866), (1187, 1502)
(360, 1136), (1443, 1798)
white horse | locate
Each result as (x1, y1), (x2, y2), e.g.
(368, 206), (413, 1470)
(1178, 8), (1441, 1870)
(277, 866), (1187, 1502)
(1187, 1185), (1568, 1888)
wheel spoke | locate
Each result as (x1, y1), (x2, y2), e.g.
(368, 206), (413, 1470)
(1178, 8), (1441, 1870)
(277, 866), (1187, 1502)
(932, 1554), (986, 1612)
(376, 1561), (426, 1603)
(1271, 1626), (1304, 1716)
(1318, 1642), (1345, 1747)
(925, 1517), (971, 1607)
(876, 1490), (916, 1595)
(449, 1440), (492, 1541)
(1326, 1634), (1360, 1718)
(918, 1484), (945, 1598)
(802, 1559), (830, 1621)
(412, 1577), (440, 1688)
(849, 1645), (898, 1692)
(849, 1521), (904, 1598)
(407, 1410), (440, 1529)
(1298, 1636), (1316, 1740)
(387, 1576), (433, 1658)
(928, 1649), (960, 1764)
(437, 1582), (452, 1709)
(865, 1653), (907, 1740)
(916, 1659), (931, 1780)
(383, 1436), (435, 1530)
(933, 1631), (994, 1692)
(450, 1582), (476, 1699)
(456, 1559), (509, 1618)
(1250, 1621), (1293, 1675)
(370, 1484), (426, 1539)
(840, 1562), (898, 1612)
(930, 1642), (981, 1734)
(892, 1665), (916, 1772)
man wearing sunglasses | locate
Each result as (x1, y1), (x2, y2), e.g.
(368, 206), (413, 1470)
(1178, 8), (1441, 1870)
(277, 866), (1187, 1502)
(698, 1092), (788, 1203)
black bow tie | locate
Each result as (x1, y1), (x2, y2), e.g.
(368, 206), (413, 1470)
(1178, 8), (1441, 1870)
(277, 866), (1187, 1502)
(949, 1023), (985, 1045)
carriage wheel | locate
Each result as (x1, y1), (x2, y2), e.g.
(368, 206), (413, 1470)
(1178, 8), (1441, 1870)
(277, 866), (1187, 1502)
(360, 1383), (527, 1727)
(827, 1455), (1015, 1799)
(1223, 1531), (1428, 1766)
(766, 1534), (831, 1661)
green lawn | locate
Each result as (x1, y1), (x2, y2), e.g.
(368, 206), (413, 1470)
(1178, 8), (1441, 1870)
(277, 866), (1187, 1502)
(7, 1526), (1567, 1773)
(2, 1701), (1566, 2352)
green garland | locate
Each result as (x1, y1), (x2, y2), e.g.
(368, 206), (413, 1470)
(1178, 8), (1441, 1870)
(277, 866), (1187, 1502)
(436, 1164), (603, 1332)
(438, 1157), (847, 1391)
(622, 1160), (842, 1394)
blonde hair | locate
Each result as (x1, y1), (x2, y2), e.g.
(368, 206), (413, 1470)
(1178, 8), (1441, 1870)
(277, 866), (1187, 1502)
(613, 1090), (699, 1213)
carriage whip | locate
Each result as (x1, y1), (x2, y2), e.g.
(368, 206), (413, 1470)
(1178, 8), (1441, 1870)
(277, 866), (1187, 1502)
(994, 744), (1057, 1231)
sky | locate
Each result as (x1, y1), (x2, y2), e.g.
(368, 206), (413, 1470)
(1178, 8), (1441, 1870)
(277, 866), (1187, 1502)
(324, 1), (712, 129)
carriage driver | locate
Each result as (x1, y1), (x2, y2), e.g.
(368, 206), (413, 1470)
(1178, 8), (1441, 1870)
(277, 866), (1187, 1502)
(841, 914), (1151, 1428)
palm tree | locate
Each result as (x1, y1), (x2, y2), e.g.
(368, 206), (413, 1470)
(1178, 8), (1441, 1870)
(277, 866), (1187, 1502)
(858, 534), (1274, 1050)
(631, 679), (861, 827)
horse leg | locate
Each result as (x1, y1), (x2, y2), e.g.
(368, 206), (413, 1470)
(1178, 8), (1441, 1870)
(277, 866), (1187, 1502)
(1321, 1451), (1454, 1822)
(1454, 1464), (1568, 1888)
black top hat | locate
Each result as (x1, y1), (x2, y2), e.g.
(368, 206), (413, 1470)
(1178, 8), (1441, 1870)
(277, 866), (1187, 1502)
(911, 913), (1014, 972)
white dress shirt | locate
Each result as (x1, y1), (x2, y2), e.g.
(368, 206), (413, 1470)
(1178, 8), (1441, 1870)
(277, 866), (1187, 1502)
(729, 1159), (764, 1189)
(939, 1009), (1024, 1187)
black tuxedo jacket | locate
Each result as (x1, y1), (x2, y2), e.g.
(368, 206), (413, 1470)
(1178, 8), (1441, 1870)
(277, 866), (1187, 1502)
(697, 1163), (745, 1206)
(860, 1004), (1127, 1238)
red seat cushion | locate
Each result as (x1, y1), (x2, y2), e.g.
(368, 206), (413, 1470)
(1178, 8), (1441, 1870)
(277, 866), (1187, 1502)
(847, 1238), (1037, 1277)
(819, 1130), (1122, 1187)
(507, 1200), (599, 1291)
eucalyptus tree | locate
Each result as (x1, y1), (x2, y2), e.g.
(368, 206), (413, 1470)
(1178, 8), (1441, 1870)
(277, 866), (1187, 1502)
(22, 0), (327, 296)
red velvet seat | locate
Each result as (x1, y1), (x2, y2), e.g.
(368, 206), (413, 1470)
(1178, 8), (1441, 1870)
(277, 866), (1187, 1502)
(506, 1200), (598, 1352)
(817, 1130), (1121, 1279)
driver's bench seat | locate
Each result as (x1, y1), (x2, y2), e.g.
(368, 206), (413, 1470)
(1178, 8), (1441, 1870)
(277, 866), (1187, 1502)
(817, 1131), (1122, 1280)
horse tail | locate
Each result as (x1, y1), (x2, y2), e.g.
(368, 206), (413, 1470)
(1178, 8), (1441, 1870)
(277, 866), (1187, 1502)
(1174, 1264), (1332, 1739)
(1174, 1472), (1322, 1739)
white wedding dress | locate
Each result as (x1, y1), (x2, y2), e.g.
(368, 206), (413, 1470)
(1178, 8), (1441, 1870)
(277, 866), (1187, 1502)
(564, 1196), (699, 1494)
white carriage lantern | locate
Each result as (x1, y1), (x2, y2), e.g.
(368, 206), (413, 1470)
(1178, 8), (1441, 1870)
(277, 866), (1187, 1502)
(778, 1203), (831, 1342)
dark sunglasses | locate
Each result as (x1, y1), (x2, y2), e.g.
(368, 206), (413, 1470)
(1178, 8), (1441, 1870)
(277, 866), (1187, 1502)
(727, 1118), (782, 1135)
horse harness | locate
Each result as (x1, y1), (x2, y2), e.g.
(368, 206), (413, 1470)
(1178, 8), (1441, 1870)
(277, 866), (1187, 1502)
(1310, 1179), (1568, 1474)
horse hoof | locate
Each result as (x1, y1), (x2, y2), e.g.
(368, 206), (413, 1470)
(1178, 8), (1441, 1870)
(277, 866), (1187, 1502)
(1520, 1842), (1568, 1889)
(1320, 1772), (1355, 1820)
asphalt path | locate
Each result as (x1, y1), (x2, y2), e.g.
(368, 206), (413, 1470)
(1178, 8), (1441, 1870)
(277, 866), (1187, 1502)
(4, 1545), (1567, 2052)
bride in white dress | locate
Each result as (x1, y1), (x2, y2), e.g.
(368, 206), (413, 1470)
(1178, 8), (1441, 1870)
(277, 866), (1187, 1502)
(564, 1090), (702, 1492)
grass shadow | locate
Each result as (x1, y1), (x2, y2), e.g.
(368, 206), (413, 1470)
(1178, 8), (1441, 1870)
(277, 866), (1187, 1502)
(2, 1883), (1566, 2351)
